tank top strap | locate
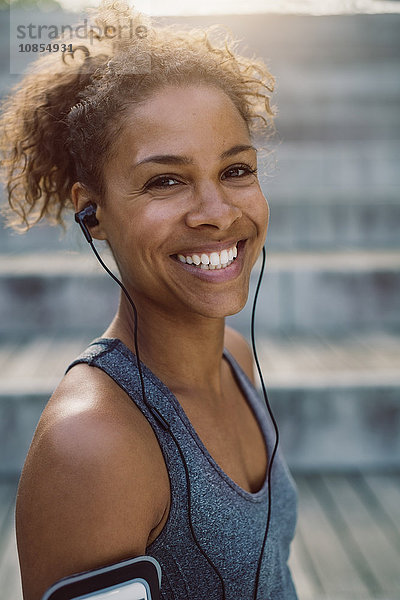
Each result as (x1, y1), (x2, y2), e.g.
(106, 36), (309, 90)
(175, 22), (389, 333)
(66, 337), (181, 430)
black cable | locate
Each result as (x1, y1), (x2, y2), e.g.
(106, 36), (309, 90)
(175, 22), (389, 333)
(88, 241), (147, 404)
(251, 246), (280, 600)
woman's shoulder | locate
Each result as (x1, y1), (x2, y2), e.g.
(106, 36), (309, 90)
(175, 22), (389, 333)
(16, 363), (169, 600)
(32, 362), (164, 477)
(224, 325), (255, 384)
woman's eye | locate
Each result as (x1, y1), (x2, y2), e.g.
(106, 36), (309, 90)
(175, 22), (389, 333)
(146, 176), (182, 189)
(222, 165), (257, 179)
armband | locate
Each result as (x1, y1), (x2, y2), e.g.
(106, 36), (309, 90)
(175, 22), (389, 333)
(41, 555), (161, 600)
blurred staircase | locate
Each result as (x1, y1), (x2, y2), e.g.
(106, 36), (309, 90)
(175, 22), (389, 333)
(1, 13), (400, 476)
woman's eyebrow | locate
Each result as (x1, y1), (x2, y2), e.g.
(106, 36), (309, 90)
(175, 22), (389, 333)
(133, 144), (257, 169)
(220, 144), (257, 160)
(135, 154), (193, 167)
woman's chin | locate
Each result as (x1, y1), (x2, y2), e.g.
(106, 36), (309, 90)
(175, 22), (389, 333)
(194, 295), (249, 320)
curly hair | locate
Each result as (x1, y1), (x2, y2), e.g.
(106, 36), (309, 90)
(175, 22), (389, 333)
(0, 1), (275, 230)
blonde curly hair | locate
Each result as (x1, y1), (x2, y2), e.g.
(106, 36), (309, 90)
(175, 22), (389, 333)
(0, 1), (275, 230)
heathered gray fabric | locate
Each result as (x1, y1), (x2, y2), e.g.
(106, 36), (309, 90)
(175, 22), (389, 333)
(67, 337), (298, 600)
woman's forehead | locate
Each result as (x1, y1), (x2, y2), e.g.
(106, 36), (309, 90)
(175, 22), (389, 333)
(114, 83), (252, 163)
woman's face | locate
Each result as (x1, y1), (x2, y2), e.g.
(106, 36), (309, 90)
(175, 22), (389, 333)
(98, 83), (269, 319)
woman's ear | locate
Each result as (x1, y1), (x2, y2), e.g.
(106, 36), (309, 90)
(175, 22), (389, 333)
(71, 182), (107, 241)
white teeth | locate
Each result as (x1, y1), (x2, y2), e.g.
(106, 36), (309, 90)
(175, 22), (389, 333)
(220, 249), (229, 265)
(210, 252), (219, 266)
(176, 243), (239, 269)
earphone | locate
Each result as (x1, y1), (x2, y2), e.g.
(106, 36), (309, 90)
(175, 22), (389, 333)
(74, 203), (99, 241)
(75, 203), (279, 600)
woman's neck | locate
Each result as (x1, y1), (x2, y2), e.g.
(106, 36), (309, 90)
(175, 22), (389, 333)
(103, 292), (227, 398)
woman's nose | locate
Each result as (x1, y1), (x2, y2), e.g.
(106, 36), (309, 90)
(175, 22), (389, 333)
(185, 183), (242, 231)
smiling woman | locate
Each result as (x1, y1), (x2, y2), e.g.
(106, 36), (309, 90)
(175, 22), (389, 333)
(0, 2), (298, 600)
(87, 84), (268, 321)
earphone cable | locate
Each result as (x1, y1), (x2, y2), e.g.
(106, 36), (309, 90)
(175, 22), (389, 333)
(88, 241), (147, 403)
(251, 246), (280, 600)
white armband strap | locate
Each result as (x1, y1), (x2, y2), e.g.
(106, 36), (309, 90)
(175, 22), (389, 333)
(41, 556), (161, 600)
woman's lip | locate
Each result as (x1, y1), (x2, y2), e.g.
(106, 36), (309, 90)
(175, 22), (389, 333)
(170, 240), (246, 282)
(171, 239), (243, 256)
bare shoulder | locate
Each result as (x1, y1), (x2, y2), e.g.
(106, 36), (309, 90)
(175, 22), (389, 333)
(224, 325), (255, 383)
(16, 363), (169, 600)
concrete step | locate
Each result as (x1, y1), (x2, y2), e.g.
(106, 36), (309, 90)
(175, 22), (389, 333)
(229, 248), (400, 335)
(1, 249), (397, 336)
(263, 140), (400, 251)
(254, 331), (400, 471)
(0, 332), (399, 474)
(0, 251), (118, 336)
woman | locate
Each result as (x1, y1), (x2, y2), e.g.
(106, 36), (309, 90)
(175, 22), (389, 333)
(0, 2), (298, 599)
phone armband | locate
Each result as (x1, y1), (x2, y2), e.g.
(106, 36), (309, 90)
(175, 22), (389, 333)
(41, 555), (161, 600)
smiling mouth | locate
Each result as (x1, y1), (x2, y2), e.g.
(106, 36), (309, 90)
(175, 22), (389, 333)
(173, 242), (239, 270)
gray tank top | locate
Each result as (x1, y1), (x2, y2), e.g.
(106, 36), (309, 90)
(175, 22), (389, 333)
(67, 337), (298, 600)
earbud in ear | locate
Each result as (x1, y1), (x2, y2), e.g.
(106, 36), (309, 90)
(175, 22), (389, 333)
(74, 203), (99, 243)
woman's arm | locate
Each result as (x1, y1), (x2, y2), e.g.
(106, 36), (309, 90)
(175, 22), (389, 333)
(16, 364), (169, 600)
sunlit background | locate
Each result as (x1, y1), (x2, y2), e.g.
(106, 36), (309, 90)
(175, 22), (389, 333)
(52, 0), (400, 14)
